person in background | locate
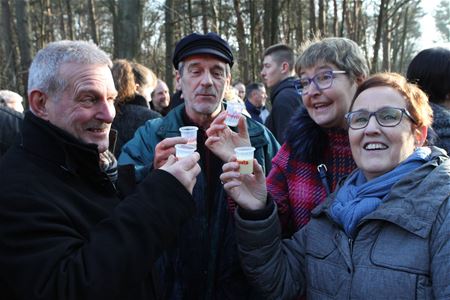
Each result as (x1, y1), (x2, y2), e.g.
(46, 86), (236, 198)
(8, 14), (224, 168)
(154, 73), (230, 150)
(406, 47), (450, 152)
(0, 90), (25, 113)
(233, 81), (246, 101)
(150, 79), (171, 116)
(0, 105), (23, 158)
(0, 40), (201, 300)
(111, 59), (161, 156)
(221, 72), (450, 299)
(245, 82), (269, 124)
(267, 37), (368, 237)
(119, 32), (279, 299)
(261, 43), (302, 143)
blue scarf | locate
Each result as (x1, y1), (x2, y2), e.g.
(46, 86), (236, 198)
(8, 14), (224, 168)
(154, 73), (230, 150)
(330, 147), (431, 236)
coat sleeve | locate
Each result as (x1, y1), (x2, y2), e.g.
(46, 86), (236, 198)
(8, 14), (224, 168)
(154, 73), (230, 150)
(118, 120), (160, 182)
(0, 170), (195, 300)
(430, 195), (450, 299)
(235, 203), (307, 300)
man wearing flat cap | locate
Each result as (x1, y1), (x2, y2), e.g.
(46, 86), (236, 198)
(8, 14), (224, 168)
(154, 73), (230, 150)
(119, 32), (280, 299)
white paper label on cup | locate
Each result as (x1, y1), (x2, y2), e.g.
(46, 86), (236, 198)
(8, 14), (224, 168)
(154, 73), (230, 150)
(175, 144), (196, 158)
(224, 102), (243, 127)
(234, 146), (255, 174)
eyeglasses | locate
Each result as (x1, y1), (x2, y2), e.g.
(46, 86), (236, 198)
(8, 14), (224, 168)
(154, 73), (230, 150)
(345, 107), (418, 130)
(299, 70), (346, 95)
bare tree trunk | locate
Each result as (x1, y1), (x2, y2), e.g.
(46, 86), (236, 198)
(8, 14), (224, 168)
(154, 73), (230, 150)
(270, 0), (279, 45)
(210, 0), (219, 32)
(263, 0), (271, 47)
(187, 0), (193, 33)
(56, 0), (66, 39)
(201, 0), (208, 33)
(340, 0), (346, 36)
(14, 0), (33, 98)
(382, 18), (391, 71)
(65, 0), (74, 40)
(165, 0), (174, 91)
(233, 0), (249, 83)
(332, 0), (338, 36)
(296, 1), (304, 44)
(1, 0), (18, 90)
(371, 0), (389, 73)
(398, 6), (409, 73)
(318, 0), (325, 36)
(116, 0), (142, 59)
(87, 0), (99, 44)
(309, 0), (316, 38)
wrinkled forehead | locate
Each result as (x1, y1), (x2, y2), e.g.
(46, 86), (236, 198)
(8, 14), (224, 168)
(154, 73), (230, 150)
(183, 54), (228, 70)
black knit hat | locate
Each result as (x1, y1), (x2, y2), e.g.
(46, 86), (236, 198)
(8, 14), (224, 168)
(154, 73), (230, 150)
(172, 32), (234, 70)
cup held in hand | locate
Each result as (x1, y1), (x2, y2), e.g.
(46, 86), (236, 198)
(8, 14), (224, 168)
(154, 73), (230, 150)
(234, 146), (255, 174)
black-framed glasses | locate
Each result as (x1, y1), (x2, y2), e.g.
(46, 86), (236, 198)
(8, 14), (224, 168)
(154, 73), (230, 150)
(299, 70), (346, 95)
(345, 107), (418, 130)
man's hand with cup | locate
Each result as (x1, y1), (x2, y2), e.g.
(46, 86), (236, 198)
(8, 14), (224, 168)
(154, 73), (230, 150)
(154, 137), (188, 169)
(206, 111), (251, 162)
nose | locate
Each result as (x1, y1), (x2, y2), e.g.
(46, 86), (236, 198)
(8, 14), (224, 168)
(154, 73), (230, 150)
(96, 99), (115, 123)
(307, 81), (321, 96)
(364, 115), (381, 134)
(200, 71), (213, 87)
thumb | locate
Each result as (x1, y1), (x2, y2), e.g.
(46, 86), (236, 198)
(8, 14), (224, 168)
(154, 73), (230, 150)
(237, 115), (249, 139)
(164, 154), (177, 167)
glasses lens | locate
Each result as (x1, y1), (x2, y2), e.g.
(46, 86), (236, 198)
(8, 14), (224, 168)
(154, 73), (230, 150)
(314, 71), (333, 89)
(376, 108), (402, 126)
(299, 78), (310, 90)
(348, 111), (370, 129)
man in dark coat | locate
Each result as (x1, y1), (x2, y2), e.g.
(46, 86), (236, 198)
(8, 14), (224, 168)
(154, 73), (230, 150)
(119, 32), (280, 299)
(0, 105), (23, 158)
(0, 40), (200, 300)
(261, 44), (302, 143)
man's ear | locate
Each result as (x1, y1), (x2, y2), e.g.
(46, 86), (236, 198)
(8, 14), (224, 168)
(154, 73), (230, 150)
(28, 90), (50, 120)
(280, 61), (290, 74)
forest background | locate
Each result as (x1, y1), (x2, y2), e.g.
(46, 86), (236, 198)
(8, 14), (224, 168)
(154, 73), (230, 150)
(1, 0), (449, 109)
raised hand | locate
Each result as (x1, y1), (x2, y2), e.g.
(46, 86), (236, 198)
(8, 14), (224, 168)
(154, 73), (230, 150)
(154, 136), (188, 169)
(219, 156), (267, 210)
(206, 111), (251, 162)
(160, 153), (201, 194)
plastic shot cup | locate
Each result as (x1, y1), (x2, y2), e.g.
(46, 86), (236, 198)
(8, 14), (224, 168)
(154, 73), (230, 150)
(234, 147), (256, 174)
(224, 102), (244, 127)
(179, 126), (198, 147)
(175, 144), (196, 159)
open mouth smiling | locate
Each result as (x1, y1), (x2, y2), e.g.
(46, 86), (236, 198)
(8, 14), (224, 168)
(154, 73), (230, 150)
(364, 143), (388, 150)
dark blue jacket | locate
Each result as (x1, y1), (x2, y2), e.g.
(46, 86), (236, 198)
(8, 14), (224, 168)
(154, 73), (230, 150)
(264, 76), (302, 143)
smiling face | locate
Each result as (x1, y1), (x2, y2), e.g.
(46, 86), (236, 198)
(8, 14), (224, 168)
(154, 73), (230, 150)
(349, 86), (421, 180)
(176, 55), (230, 122)
(45, 63), (117, 153)
(301, 63), (358, 129)
(153, 80), (171, 111)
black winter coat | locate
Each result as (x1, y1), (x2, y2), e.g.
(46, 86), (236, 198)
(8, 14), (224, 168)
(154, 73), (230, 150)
(264, 76), (302, 143)
(0, 112), (195, 300)
(0, 106), (23, 158)
(112, 94), (161, 157)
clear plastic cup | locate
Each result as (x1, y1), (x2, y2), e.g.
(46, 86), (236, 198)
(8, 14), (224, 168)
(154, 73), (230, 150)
(224, 102), (244, 127)
(175, 144), (196, 159)
(179, 126), (198, 147)
(234, 146), (256, 174)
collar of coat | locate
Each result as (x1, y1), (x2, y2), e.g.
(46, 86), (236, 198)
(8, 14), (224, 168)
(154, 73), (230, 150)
(313, 147), (450, 238)
(21, 112), (115, 193)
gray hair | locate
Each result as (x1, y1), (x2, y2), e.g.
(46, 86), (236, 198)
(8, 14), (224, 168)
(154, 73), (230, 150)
(0, 90), (23, 105)
(28, 40), (112, 97)
(296, 37), (369, 80)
